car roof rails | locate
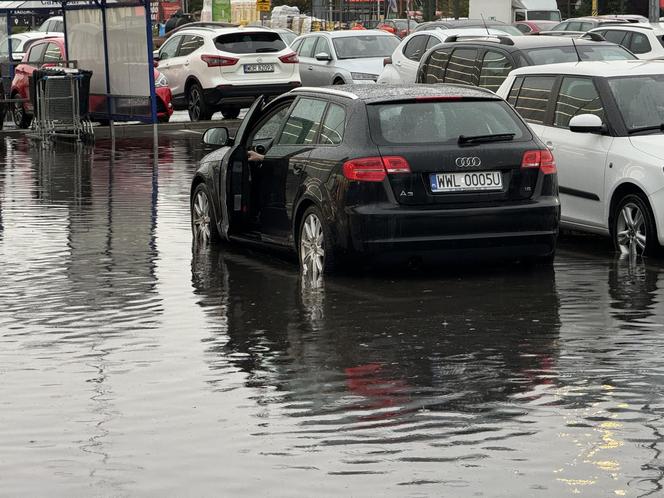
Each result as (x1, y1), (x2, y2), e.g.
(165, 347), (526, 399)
(443, 34), (514, 45)
(607, 23), (654, 30)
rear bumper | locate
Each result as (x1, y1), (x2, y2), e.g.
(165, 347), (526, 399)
(203, 81), (301, 107)
(344, 199), (560, 258)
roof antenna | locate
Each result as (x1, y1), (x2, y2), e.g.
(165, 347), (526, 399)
(480, 14), (491, 36)
(570, 36), (582, 63)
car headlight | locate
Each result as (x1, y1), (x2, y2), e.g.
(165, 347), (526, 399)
(351, 72), (377, 81)
(155, 73), (169, 88)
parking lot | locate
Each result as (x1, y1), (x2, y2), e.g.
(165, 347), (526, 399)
(1, 135), (663, 496)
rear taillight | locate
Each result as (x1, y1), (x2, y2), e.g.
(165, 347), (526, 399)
(383, 56), (392, 66)
(279, 52), (299, 64)
(201, 54), (239, 67)
(521, 149), (556, 174)
(342, 156), (411, 182)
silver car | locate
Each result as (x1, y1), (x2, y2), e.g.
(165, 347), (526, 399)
(291, 30), (400, 86)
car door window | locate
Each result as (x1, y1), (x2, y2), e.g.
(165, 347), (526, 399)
(420, 47), (451, 83)
(444, 48), (479, 86)
(479, 50), (513, 92)
(315, 37), (332, 57)
(319, 104), (345, 145)
(291, 38), (303, 52)
(554, 77), (605, 128)
(27, 43), (46, 64)
(602, 29), (628, 46)
(178, 35), (204, 56)
(159, 36), (181, 60)
(298, 36), (318, 58)
(278, 98), (327, 145)
(579, 22), (593, 31)
(507, 76), (524, 105)
(403, 35), (429, 62)
(629, 32), (652, 54)
(516, 23), (531, 33)
(250, 104), (292, 148)
(565, 22), (580, 31)
(42, 43), (62, 63)
(514, 76), (556, 125)
(425, 35), (441, 51)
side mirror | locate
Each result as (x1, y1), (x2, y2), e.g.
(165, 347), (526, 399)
(569, 114), (606, 134)
(153, 51), (160, 62)
(314, 52), (332, 61)
(202, 127), (231, 146)
(11, 52), (23, 62)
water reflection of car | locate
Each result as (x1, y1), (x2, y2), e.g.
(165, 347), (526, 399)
(291, 30), (400, 85)
(9, 35), (173, 128)
(190, 84), (560, 275)
(190, 247), (561, 426)
(497, 61), (664, 257)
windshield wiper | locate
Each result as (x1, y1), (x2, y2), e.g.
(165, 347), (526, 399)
(458, 133), (515, 146)
(627, 123), (664, 135)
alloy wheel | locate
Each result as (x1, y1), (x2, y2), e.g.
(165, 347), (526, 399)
(300, 213), (325, 278)
(616, 202), (646, 257)
(12, 102), (24, 127)
(192, 190), (212, 243)
(188, 87), (201, 121)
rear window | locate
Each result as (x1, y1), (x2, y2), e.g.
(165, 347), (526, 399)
(523, 44), (634, 65)
(368, 100), (529, 145)
(332, 35), (399, 59)
(215, 32), (286, 54)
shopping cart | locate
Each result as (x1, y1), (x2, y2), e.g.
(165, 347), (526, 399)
(32, 68), (94, 143)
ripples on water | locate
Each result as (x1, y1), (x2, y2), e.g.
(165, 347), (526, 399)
(0, 137), (663, 496)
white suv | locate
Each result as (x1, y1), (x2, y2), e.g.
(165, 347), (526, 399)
(497, 61), (664, 257)
(587, 24), (664, 60)
(156, 27), (300, 121)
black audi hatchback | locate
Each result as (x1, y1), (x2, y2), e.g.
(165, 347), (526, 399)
(190, 84), (560, 274)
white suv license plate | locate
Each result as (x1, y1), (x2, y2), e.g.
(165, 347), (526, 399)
(244, 63), (274, 73)
(430, 171), (503, 193)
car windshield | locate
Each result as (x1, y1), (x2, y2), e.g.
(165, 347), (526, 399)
(527, 10), (561, 21)
(524, 44), (635, 64)
(368, 100), (528, 145)
(332, 35), (399, 59)
(215, 31), (286, 54)
(485, 25), (523, 36)
(608, 74), (664, 133)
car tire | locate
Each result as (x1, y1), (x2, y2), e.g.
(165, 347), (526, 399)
(191, 183), (220, 244)
(612, 193), (658, 257)
(187, 82), (213, 122)
(298, 205), (336, 276)
(158, 115), (170, 123)
(12, 94), (31, 129)
(220, 107), (240, 119)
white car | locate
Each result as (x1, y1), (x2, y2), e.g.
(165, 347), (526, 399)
(587, 24), (664, 60)
(378, 28), (511, 84)
(156, 26), (300, 121)
(0, 32), (53, 61)
(38, 16), (64, 33)
(497, 60), (664, 256)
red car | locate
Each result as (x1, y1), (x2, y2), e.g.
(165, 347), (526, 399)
(513, 20), (559, 34)
(377, 19), (419, 38)
(10, 36), (173, 128)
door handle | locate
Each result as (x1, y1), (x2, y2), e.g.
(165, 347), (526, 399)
(545, 141), (555, 151)
(395, 60), (402, 66)
(185, 59), (190, 66)
(308, 65), (313, 70)
(292, 162), (305, 174)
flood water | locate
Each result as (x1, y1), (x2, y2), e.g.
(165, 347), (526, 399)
(1, 136), (663, 496)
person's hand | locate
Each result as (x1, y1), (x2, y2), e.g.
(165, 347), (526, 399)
(247, 150), (265, 162)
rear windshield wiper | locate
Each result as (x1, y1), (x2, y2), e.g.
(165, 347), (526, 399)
(458, 133), (515, 146)
(627, 123), (664, 135)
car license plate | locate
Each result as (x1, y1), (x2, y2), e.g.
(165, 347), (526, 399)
(430, 171), (503, 193)
(244, 63), (274, 73)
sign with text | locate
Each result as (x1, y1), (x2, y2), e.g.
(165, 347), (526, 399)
(256, 0), (270, 12)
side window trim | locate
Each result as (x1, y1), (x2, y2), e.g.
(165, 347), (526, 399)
(276, 96), (328, 146)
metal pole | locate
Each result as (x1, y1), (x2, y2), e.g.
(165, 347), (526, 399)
(648, 0), (659, 22)
(62, 1), (69, 60)
(100, 1), (114, 141)
(145, 0), (158, 141)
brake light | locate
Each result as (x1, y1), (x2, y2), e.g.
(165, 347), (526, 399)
(383, 56), (392, 66)
(342, 156), (411, 182)
(279, 52), (299, 63)
(201, 54), (239, 67)
(521, 149), (556, 174)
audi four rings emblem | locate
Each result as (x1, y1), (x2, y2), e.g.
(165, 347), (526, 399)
(456, 157), (481, 168)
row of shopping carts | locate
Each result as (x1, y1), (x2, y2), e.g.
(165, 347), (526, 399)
(31, 67), (94, 143)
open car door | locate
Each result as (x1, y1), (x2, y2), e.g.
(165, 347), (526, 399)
(220, 96), (267, 239)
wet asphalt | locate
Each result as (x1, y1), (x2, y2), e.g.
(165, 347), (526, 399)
(0, 135), (663, 496)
